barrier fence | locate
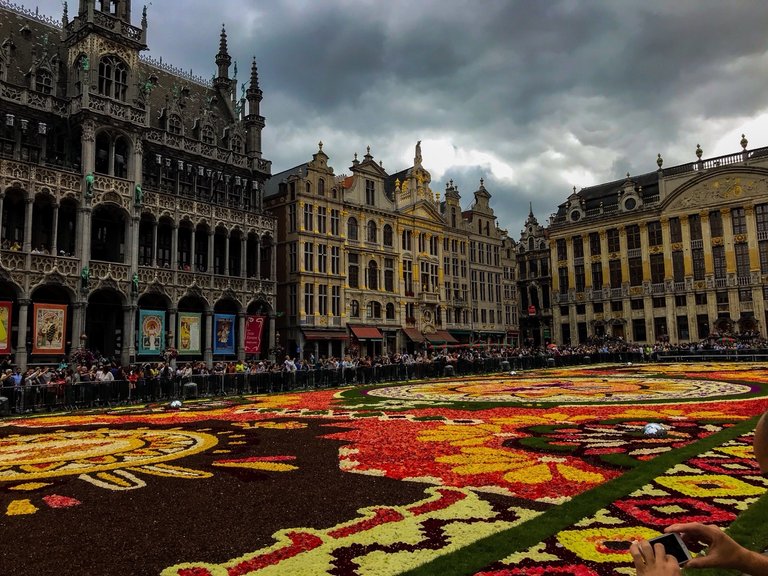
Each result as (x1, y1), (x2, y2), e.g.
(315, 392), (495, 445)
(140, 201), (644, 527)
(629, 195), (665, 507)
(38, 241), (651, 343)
(0, 350), (764, 416)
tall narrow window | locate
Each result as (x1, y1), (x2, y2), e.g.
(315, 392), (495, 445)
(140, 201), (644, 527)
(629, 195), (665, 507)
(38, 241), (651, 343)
(365, 179), (375, 205)
(98, 55), (128, 101)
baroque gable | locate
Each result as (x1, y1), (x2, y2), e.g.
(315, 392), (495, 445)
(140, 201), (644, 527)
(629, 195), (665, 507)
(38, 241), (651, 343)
(664, 170), (768, 213)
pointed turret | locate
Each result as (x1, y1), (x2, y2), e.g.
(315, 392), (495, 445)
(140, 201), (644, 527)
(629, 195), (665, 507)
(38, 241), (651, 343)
(245, 57), (265, 159)
(214, 24), (232, 88)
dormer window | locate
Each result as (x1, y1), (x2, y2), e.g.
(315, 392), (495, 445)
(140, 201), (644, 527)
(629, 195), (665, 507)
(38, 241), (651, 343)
(35, 68), (53, 95)
(168, 114), (183, 135)
(98, 55), (128, 101)
(201, 124), (215, 145)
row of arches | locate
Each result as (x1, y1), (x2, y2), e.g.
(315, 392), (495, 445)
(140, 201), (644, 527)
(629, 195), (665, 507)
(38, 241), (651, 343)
(0, 188), (274, 279)
(0, 279), (273, 369)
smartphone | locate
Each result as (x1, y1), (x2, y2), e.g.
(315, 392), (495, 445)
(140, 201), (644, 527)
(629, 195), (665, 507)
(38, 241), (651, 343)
(647, 533), (692, 566)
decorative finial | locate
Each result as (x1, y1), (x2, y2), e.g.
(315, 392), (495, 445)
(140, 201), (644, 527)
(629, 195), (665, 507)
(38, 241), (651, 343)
(741, 134), (748, 150)
(318, 140), (323, 151)
(626, 172), (630, 179)
(367, 145), (370, 155)
(573, 185), (577, 194)
(354, 152), (358, 161)
(695, 144), (703, 159)
(657, 153), (663, 169)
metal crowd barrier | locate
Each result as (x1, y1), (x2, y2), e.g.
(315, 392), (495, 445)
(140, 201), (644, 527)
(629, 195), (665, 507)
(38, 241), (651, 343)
(2, 349), (752, 416)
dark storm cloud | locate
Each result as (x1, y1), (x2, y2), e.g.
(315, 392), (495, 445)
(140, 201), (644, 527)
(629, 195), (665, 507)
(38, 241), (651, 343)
(30, 0), (768, 234)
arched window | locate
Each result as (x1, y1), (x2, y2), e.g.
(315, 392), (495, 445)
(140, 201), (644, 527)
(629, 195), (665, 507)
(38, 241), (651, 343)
(383, 224), (393, 247)
(98, 55), (128, 101)
(305, 182), (311, 195)
(113, 135), (129, 178)
(347, 217), (358, 241)
(386, 303), (395, 319)
(318, 178), (325, 196)
(201, 124), (216, 145)
(367, 260), (378, 290)
(367, 220), (377, 243)
(528, 237), (534, 251)
(168, 114), (183, 135)
(35, 68), (53, 95)
(350, 300), (360, 318)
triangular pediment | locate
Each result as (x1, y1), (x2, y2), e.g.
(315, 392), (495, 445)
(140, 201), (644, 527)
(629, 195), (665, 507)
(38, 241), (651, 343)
(400, 200), (445, 224)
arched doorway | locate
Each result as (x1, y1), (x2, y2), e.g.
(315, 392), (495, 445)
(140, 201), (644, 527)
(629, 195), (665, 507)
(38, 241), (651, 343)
(177, 294), (208, 361)
(86, 289), (125, 362)
(29, 283), (74, 365)
(0, 277), (21, 363)
(213, 297), (240, 359)
(136, 293), (170, 361)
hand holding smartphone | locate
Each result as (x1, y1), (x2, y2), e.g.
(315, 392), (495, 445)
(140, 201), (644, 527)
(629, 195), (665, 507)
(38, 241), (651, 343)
(647, 533), (693, 566)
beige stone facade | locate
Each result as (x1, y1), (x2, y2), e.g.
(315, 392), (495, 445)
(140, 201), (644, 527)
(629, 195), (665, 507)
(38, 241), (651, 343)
(548, 139), (768, 345)
(265, 143), (517, 360)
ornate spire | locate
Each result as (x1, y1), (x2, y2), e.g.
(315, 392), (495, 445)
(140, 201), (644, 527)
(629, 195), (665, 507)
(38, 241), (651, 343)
(215, 24), (231, 81)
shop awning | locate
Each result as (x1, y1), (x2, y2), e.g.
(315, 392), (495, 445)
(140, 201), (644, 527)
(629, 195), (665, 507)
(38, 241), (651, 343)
(425, 330), (458, 344)
(402, 328), (425, 343)
(302, 329), (348, 341)
(349, 325), (384, 340)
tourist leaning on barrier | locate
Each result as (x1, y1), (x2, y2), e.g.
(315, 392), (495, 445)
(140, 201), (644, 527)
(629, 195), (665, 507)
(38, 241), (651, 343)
(630, 410), (768, 576)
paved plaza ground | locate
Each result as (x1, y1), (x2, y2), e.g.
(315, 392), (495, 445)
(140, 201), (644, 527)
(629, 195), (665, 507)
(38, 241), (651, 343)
(1, 362), (767, 575)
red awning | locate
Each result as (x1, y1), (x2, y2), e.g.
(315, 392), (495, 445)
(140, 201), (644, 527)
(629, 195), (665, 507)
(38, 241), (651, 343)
(402, 328), (425, 343)
(302, 330), (348, 341)
(349, 325), (384, 340)
(425, 330), (459, 344)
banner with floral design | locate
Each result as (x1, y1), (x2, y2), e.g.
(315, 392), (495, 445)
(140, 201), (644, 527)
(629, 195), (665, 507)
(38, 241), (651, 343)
(138, 309), (165, 355)
(0, 300), (11, 352)
(177, 312), (201, 355)
(213, 313), (235, 355)
(32, 303), (67, 355)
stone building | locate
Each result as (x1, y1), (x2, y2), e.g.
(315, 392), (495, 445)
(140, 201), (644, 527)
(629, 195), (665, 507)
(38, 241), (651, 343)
(516, 205), (552, 346)
(548, 138), (768, 344)
(264, 142), (516, 360)
(0, 1), (276, 370)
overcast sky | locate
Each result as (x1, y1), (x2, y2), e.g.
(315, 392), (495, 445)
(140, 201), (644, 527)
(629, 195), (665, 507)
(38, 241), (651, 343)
(29, 0), (768, 236)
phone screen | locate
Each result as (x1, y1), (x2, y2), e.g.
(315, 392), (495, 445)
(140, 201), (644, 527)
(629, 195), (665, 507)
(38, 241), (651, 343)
(648, 533), (691, 565)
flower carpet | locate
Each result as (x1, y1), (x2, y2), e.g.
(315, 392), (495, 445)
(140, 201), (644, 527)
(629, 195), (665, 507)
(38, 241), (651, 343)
(1, 363), (767, 576)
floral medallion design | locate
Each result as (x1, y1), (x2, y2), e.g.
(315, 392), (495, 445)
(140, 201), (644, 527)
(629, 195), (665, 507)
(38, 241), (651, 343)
(367, 375), (753, 404)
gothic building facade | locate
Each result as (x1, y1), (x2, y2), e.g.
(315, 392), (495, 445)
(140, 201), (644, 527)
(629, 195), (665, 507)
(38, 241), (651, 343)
(0, 1), (276, 369)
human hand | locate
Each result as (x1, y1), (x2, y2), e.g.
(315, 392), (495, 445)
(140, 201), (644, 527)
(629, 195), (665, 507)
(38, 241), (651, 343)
(664, 523), (746, 570)
(630, 539), (681, 575)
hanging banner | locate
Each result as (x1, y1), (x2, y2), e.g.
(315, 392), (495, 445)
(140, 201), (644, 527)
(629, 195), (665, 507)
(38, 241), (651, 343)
(0, 301), (11, 352)
(138, 309), (165, 355)
(178, 312), (202, 355)
(32, 303), (67, 355)
(244, 314), (266, 354)
(213, 313), (236, 355)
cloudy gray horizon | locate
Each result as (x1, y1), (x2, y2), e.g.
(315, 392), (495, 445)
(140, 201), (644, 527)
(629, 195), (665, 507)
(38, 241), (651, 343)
(24, 0), (768, 236)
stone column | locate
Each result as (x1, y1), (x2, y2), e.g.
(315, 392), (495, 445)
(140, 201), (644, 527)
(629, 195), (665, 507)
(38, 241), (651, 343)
(151, 220), (158, 267)
(23, 198), (33, 253)
(121, 304), (135, 366)
(680, 215), (693, 278)
(16, 299), (29, 372)
(51, 203), (59, 254)
(255, 236), (261, 279)
(130, 214), (140, 275)
(208, 231), (214, 274)
(0, 194), (5, 242)
(237, 312), (245, 361)
(240, 235), (247, 277)
(700, 211), (713, 275)
(203, 310), (213, 367)
(744, 205), (758, 271)
(171, 223), (178, 271)
(269, 313), (276, 360)
(190, 227), (196, 271)
(224, 231), (230, 276)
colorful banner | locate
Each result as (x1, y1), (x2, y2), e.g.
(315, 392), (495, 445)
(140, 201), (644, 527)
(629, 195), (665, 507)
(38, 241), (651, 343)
(178, 312), (202, 355)
(213, 313), (236, 355)
(0, 301), (11, 352)
(138, 309), (165, 355)
(32, 303), (67, 355)
(244, 315), (266, 355)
